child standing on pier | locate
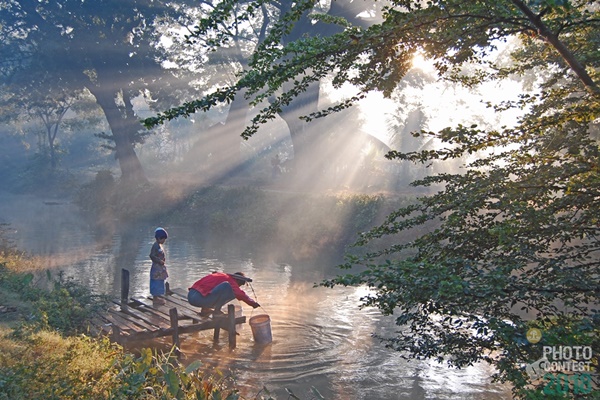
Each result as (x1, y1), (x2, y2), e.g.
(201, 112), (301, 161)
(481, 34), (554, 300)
(149, 227), (168, 305)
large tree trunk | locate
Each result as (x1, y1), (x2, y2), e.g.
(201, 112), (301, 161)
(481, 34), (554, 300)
(89, 86), (148, 183)
(276, 0), (375, 184)
(186, 0), (378, 186)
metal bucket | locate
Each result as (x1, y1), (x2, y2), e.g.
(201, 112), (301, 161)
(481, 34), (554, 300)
(249, 314), (272, 344)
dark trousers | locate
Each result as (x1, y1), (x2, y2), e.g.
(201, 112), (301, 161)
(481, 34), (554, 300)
(188, 282), (235, 311)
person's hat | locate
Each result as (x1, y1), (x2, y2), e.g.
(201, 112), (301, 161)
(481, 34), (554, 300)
(154, 227), (168, 239)
(229, 272), (252, 283)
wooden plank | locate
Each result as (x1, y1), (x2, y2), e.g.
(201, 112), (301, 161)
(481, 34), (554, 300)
(88, 315), (113, 336)
(163, 292), (193, 310)
(109, 308), (160, 331)
(106, 309), (147, 333)
(130, 298), (199, 329)
(133, 296), (201, 323)
(123, 307), (168, 329)
(110, 300), (167, 329)
(174, 316), (246, 335)
(103, 311), (132, 332)
(162, 298), (201, 321)
(122, 327), (174, 342)
(164, 296), (198, 313)
(130, 297), (177, 324)
(126, 308), (172, 330)
(169, 287), (189, 299)
(163, 295), (204, 321)
(103, 313), (134, 335)
(92, 312), (113, 326)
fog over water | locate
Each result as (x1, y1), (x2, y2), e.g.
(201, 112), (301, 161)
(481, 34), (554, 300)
(0, 193), (512, 399)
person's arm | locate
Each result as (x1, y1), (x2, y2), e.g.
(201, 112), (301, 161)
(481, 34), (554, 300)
(149, 244), (165, 265)
(230, 279), (260, 308)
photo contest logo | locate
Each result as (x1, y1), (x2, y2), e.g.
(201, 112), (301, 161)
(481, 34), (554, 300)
(525, 328), (596, 396)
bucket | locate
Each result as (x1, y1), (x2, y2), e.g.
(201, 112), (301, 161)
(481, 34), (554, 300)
(249, 314), (272, 344)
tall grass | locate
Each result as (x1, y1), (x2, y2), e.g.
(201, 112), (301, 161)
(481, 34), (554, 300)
(0, 328), (253, 400)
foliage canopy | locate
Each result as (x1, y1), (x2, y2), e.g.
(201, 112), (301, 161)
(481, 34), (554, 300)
(0, 0), (215, 182)
(151, 0), (600, 397)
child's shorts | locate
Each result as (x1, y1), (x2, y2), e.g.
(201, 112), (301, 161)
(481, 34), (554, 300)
(150, 278), (165, 296)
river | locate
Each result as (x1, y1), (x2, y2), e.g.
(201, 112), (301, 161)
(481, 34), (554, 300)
(0, 194), (512, 399)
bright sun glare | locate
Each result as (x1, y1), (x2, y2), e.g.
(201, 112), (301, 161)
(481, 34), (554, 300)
(410, 52), (434, 72)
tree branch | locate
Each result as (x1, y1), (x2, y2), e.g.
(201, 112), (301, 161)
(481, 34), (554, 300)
(510, 0), (600, 97)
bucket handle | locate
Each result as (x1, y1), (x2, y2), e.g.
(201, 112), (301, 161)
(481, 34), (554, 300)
(248, 283), (269, 318)
(249, 303), (269, 319)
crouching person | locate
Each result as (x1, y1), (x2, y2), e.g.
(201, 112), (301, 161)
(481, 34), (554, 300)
(188, 271), (260, 317)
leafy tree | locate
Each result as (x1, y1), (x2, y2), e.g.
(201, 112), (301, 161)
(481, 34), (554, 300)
(146, 0), (600, 396)
(153, 0), (386, 185)
(13, 84), (79, 170)
(0, 0), (205, 183)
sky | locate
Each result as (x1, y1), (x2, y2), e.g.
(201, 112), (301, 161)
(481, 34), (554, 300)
(332, 47), (527, 148)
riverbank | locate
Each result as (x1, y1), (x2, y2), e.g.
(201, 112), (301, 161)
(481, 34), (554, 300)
(0, 251), (276, 399)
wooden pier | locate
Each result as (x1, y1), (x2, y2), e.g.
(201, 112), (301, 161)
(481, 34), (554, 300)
(90, 269), (246, 349)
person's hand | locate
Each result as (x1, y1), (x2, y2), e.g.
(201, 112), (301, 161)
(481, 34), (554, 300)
(251, 301), (260, 309)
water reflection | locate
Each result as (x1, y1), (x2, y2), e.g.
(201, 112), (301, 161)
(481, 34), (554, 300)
(0, 195), (512, 399)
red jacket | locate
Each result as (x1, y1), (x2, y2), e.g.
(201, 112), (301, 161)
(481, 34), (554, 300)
(189, 272), (256, 306)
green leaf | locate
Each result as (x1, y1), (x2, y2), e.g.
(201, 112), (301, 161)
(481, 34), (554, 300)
(184, 360), (203, 374)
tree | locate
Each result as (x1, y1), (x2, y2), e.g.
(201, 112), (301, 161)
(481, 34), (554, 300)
(152, 0), (385, 186)
(145, 0), (600, 396)
(0, 0), (204, 183)
(16, 84), (80, 170)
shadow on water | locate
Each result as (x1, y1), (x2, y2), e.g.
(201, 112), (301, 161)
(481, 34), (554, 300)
(0, 193), (512, 399)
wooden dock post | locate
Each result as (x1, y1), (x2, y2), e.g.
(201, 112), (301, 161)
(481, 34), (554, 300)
(213, 320), (221, 343)
(169, 307), (180, 354)
(227, 304), (236, 349)
(212, 304), (237, 349)
(120, 269), (129, 309)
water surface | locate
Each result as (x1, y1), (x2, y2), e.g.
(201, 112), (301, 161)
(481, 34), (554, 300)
(0, 195), (512, 399)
